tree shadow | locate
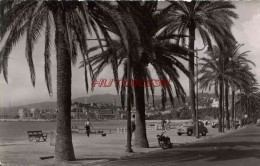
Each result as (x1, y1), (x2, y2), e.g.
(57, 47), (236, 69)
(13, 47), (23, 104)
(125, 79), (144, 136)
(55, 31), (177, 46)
(181, 141), (260, 149)
(173, 148), (260, 163)
(231, 134), (260, 138)
(148, 146), (160, 149)
(118, 141), (260, 164)
(0, 143), (29, 146)
(76, 157), (117, 161)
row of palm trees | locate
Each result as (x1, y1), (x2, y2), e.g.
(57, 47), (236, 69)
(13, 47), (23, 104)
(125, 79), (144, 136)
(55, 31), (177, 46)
(198, 44), (258, 132)
(0, 0), (258, 162)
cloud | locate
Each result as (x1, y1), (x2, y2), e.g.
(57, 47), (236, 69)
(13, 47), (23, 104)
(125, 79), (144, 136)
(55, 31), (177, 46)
(243, 14), (260, 50)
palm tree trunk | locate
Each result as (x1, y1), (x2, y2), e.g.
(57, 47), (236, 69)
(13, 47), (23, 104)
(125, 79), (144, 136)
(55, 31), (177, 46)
(218, 80), (223, 132)
(133, 63), (149, 148)
(225, 81), (230, 130)
(231, 89), (235, 127)
(246, 97), (248, 124)
(188, 21), (196, 136)
(240, 95), (243, 126)
(248, 98), (250, 124)
(53, 10), (75, 161)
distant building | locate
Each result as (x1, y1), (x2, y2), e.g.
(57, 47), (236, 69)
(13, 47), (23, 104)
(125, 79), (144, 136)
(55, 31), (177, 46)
(161, 110), (171, 115)
(113, 99), (116, 106)
(18, 108), (31, 119)
(30, 108), (40, 119)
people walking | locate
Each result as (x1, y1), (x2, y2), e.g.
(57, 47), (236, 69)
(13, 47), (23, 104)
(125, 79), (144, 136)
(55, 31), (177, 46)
(85, 118), (93, 137)
(131, 114), (136, 134)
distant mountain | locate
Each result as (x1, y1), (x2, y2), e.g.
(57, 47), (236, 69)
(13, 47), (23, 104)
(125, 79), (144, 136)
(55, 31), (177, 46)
(0, 102), (57, 116)
(73, 94), (121, 106)
(73, 93), (162, 106)
(0, 93), (161, 116)
(0, 93), (216, 116)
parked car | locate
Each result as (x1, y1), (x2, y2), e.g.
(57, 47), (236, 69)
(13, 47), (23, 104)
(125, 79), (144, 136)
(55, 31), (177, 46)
(212, 121), (240, 129)
(177, 121), (208, 136)
(257, 119), (260, 126)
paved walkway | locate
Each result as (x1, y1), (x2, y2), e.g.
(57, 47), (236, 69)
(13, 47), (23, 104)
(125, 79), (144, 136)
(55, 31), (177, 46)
(100, 125), (258, 166)
(0, 125), (239, 166)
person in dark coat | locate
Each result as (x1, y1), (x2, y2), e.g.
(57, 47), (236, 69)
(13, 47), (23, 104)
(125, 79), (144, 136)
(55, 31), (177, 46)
(85, 118), (93, 137)
(131, 114), (136, 133)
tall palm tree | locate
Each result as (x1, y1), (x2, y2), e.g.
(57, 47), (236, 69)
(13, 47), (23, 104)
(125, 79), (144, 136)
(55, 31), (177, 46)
(236, 81), (260, 124)
(223, 44), (255, 129)
(162, 1), (237, 133)
(0, 1), (127, 161)
(198, 45), (254, 132)
(83, 1), (191, 148)
(84, 38), (190, 146)
(229, 65), (255, 128)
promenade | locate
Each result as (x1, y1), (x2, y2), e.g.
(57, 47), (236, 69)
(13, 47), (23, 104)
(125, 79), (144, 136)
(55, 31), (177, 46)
(0, 125), (239, 166)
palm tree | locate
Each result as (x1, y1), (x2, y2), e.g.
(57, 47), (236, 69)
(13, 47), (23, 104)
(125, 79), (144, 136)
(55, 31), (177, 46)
(84, 37), (190, 146)
(0, 1), (127, 161)
(236, 81), (260, 124)
(83, 1), (194, 147)
(223, 44), (255, 129)
(198, 45), (254, 132)
(229, 65), (255, 128)
(90, 2), (191, 148)
(162, 1), (238, 134)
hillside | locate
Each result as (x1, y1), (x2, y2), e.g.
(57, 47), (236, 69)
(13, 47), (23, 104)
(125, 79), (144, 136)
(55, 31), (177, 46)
(0, 93), (216, 116)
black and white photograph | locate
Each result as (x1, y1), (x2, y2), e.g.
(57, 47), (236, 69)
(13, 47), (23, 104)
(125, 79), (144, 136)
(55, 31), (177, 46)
(0, 0), (260, 165)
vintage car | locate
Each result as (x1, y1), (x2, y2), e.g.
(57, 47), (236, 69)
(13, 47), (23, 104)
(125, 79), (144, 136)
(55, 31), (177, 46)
(177, 121), (208, 136)
(212, 121), (240, 129)
(257, 119), (260, 126)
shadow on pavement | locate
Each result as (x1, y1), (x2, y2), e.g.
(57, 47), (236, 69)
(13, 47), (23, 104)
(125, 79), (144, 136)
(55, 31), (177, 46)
(181, 141), (260, 149)
(76, 157), (117, 161)
(172, 148), (260, 163)
(116, 141), (260, 165)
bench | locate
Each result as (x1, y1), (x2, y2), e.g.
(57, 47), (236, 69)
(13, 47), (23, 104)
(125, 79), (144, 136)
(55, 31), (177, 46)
(27, 131), (48, 142)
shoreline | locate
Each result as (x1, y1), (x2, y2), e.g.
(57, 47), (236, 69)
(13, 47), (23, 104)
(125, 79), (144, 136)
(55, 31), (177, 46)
(0, 119), (113, 122)
(0, 119), (55, 122)
(0, 118), (206, 123)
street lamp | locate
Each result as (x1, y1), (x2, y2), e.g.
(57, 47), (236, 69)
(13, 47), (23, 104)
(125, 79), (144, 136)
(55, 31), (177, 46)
(195, 45), (207, 139)
(222, 56), (225, 133)
(126, 50), (133, 153)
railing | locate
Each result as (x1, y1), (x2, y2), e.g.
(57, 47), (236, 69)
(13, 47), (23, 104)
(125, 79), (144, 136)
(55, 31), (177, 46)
(71, 126), (116, 134)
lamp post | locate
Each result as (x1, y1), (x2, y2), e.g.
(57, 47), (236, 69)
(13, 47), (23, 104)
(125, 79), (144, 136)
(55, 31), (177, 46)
(126, 51), (133, 153)
(195, 45), (207, 139)
(223, 59), (225, 132)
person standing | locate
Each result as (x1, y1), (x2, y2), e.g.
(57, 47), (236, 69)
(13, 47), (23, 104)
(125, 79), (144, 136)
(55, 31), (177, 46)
(126, 114), (135, 147)
(85, 118), (93, 137)
(166, 118), (171, 129)
(131, 114), (136, 134)
(161, 118), (166, 130)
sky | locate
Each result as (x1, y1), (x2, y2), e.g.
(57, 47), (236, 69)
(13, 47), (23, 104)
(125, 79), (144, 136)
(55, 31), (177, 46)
(0, 1), (260, 107)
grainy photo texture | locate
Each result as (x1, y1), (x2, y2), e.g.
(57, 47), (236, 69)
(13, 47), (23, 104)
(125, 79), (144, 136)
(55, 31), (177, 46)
(0, 1), (260, 166)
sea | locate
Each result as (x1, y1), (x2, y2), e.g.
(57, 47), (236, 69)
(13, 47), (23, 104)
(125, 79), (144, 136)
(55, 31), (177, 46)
(0, 120), (127, 144)
(0, 119), (191, 144)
